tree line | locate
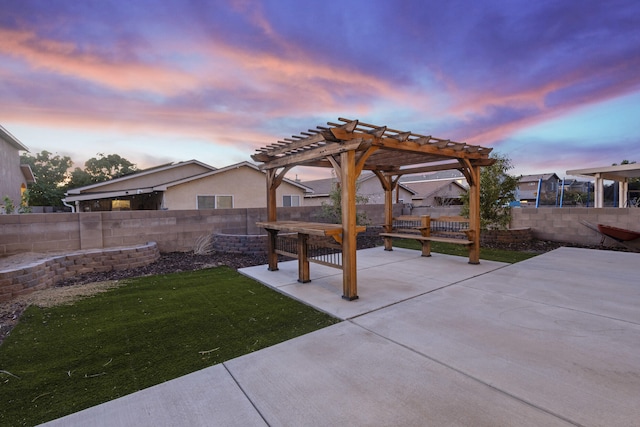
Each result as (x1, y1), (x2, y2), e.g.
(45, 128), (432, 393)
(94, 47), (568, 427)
(19, 151), (137, 207)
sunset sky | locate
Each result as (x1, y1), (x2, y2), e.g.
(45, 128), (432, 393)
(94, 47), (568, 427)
(1, 0), (639, 180)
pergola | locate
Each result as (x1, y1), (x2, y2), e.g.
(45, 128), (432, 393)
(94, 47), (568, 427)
(252, 118), (495, 300)
(567, 163), (640, 208)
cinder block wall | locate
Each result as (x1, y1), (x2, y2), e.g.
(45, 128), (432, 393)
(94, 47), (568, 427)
(7, 205), (636, 256)
(411, 206), (463, 217)
(0, 213), (82, 255)
(0, 204), (397, 256)
(511, 207), (640, 245)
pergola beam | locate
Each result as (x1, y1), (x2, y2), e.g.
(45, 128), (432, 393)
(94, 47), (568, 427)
(255, 139), (364, 170)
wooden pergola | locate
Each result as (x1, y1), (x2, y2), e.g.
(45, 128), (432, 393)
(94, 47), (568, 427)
(252, 118), (495, 300)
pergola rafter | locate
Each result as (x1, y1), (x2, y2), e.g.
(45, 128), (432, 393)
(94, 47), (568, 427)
(252, 118), (495, 300)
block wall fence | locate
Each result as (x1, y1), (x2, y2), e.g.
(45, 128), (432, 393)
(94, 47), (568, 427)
(511, 207), (640, 245)
(0, 204), (400, 257)
(1, 205), (639, 257)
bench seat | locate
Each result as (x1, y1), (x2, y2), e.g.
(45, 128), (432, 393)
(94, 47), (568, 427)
(380, 214), (477, 259)
(379, 232), (473, 246)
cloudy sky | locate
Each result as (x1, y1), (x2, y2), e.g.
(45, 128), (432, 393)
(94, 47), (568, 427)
(1, 0), (639, 180)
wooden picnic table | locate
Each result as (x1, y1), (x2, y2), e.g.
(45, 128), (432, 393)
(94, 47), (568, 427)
(257, 221), (366, 284)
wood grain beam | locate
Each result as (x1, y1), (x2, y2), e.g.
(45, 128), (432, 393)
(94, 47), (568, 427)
(258, 139), (364, 170)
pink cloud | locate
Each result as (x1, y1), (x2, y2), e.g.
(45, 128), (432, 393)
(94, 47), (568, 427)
(0, 28), (200, 95)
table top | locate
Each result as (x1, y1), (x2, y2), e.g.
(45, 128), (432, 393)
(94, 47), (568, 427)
(256, 221), (366, 237)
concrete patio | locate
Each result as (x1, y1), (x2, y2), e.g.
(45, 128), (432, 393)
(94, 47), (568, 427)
(41, 247), (640, 426)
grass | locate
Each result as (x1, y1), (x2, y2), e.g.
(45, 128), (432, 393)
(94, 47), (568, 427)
(390, 239), (539, 263)
(0, 267), (339, 426)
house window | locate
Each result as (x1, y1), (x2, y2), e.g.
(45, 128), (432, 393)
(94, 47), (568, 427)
(197, 195), (233, 209)
(217, 195), (233, 209)
(283, 195), (300, 207)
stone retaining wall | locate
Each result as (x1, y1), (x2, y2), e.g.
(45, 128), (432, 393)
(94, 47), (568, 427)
(480, 228), (532, 245)
(0, 242), (160, 302)
(211, 227), (385, 256)
(212, 233), (268, 256)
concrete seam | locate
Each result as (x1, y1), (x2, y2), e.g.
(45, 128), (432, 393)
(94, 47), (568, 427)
(222, 363), (271, 426)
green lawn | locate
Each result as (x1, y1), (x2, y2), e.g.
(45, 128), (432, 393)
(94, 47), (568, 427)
(390, 239), (539, 263)
(0, 267), (339, 426)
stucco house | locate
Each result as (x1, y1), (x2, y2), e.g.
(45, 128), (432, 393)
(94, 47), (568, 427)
(302, 172), (415, 207)
(399, 170), (468, 207)
(63, 160), (310, 212)
(402, 179), (468, 207)
(0, 125), (35, 212)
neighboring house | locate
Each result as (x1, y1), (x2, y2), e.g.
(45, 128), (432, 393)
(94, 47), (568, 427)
(563, 179), (591, 194)
(402, 179), (468, 207)
(63, 160), (310, 212)
(400, 170), (468, 207)
(0, 125), (35, 212)
(517, 173), (561, 204)
(302, 172), (415, 207)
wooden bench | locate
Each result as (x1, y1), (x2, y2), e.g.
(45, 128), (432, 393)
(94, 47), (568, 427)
(380, 215), (474, 257)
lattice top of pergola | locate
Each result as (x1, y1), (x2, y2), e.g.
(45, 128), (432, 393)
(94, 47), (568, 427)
(252, 118), (494, 175)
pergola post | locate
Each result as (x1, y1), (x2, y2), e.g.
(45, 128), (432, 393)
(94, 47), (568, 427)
(468, 164), (481, 264)
(340, 150), (359, 300)
(383, 180), (394, 250)
(266, 169), (278, 271)
(373, 172), (395, 251)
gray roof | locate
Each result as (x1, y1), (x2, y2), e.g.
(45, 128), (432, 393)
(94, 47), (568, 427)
(400, 170), (465, 183)
(518, 173), (560, 183)
(403, 179), (467, 199)
(302, 172), (416, 196)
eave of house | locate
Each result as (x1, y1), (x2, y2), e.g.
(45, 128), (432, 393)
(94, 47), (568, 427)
(0, 125), (29, 151)
(64, 188), (156, 202)
(65, 159), (217, 195)
(20, 164), (36, 183)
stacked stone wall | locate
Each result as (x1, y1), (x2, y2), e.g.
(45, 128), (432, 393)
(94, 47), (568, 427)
(212, 233), (268, 256)
(480, 228), (532, 245)
(0, 242), (159, 302)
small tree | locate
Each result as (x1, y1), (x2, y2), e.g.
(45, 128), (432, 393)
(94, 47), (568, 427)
(18, 189), (32, 213)
(2, 196), (15, 214)
(320, 182), (370, 225)
(460, 153), (519, 230)
(20, 151), (72, 207)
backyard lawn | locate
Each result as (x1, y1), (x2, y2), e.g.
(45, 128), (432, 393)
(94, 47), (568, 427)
(0, 244), (536, 425)
(0, 266), (340, 426)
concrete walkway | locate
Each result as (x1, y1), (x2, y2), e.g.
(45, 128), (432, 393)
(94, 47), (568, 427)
(41, 247), (640, 426)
